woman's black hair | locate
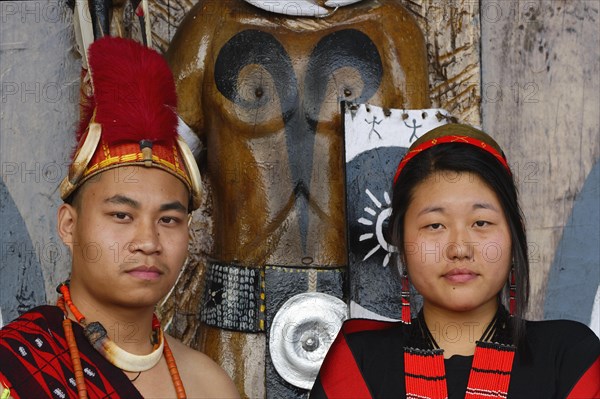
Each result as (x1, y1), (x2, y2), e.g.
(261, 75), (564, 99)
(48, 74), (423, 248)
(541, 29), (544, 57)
(389, 139), (530, 348)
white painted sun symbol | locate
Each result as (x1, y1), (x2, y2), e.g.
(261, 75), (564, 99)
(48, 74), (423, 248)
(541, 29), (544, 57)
(358, 189), (397, 267)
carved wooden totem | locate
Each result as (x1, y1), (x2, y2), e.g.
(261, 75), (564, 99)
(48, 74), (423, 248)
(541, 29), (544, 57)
(166, 1), (430, 397)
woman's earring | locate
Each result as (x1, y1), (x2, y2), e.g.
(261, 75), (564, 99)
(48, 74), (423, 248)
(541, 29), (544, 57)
(509, 266), (516, 316)
(401, 264), (411, 324)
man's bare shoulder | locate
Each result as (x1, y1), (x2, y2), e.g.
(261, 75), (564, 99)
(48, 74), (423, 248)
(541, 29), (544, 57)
(166, 335), (240, 398)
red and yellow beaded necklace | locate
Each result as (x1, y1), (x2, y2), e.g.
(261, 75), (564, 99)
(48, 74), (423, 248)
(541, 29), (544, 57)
(404, 308), (516, 399)
(56, 282), (187, 399)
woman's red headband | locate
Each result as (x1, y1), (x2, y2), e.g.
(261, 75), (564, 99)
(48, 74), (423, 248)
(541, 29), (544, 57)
(393, 134), (511, 184)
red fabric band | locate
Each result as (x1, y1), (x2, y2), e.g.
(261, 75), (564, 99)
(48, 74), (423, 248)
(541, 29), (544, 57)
(393, 135), (511, 184)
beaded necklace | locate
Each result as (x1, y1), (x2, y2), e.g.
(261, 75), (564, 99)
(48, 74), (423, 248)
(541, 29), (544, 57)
(404, 308), (516, 399)
(56, 282), (187, 399)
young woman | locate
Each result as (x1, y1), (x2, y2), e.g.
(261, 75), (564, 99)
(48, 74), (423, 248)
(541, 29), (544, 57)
(310, 124), (600, 398)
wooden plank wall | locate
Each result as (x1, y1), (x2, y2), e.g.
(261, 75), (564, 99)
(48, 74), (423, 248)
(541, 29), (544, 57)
(480, 0), (599, 321)
(0, 1), (78, 325)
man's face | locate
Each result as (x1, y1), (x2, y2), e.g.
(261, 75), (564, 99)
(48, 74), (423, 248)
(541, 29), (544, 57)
(58, 166), (190, 309)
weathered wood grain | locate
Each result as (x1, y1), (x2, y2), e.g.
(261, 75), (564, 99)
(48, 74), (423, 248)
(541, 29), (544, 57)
(0, 1), (80, 312)
(403, 0), (482, 125)
(481, 0), (599, 319)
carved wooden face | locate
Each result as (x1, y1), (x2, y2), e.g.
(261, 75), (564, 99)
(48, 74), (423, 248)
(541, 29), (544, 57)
(167, 0), (430, 268)
(166, 1), (431, 396)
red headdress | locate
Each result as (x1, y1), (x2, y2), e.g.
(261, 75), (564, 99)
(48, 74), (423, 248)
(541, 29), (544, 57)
(60, 37), (202, 210)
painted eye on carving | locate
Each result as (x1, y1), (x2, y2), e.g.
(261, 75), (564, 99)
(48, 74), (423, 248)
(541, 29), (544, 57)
(236, 65), (275, 107)
(330, 67), (365, 102)
(358, 188), (397, 267)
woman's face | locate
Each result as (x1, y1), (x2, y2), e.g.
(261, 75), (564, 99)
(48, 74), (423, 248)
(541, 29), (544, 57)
(403, 171), (512, 314)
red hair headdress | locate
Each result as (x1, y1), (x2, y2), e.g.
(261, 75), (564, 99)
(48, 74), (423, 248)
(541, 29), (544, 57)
(60, 37), (202, 209)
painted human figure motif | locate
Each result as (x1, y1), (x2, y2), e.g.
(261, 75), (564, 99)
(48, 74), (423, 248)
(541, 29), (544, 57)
(167, 0), (430, 396)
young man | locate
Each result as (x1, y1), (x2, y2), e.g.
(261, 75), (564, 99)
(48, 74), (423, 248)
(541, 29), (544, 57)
(0, 37), (239, 398)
